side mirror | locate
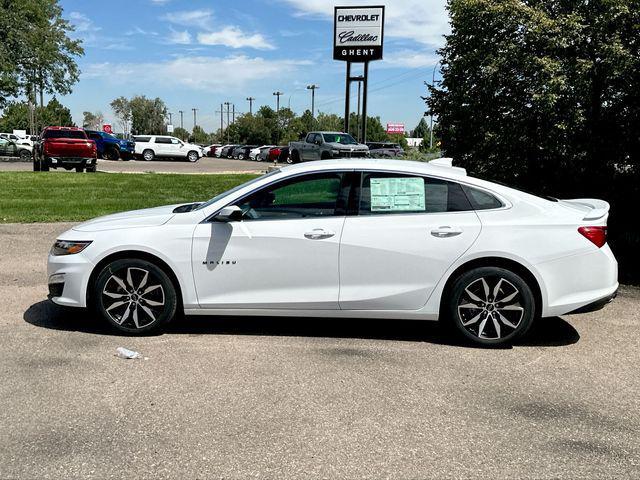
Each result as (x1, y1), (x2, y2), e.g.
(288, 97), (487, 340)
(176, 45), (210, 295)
(214, 205), (243, 222)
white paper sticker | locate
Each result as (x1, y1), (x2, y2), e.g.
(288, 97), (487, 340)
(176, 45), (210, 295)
(370, 177), (425, 212)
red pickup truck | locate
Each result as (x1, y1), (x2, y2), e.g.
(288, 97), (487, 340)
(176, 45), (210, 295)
(34, 126), (98, 172)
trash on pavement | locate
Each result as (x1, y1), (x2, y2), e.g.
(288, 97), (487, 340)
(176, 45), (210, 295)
(115, 347), (143, 359)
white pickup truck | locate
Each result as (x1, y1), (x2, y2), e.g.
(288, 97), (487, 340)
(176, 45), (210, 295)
(133, 135), (204, 162)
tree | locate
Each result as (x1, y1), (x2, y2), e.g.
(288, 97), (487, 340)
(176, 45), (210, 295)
(0, 0), (83, 108)
(316, 113), (342, 132)
(173, 127), (189, 141)
(129, 96), (167, 135)
(191, 125), (211, 144)
(39, 97), (73, 127)
(412, 118), (430, 139)
(110, 97), (132, 136)
(0, 98), (73, 132)
(427, 0), (640, 281)
(82, 111), (103, 130)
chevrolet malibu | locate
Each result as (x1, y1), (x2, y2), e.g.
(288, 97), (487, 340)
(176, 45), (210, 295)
(47, 159), (618, 346)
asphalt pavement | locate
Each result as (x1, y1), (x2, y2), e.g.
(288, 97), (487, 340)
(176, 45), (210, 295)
(0, 223), (638, 479)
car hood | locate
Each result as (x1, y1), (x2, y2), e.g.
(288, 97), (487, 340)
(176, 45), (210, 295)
(72, 204), (183, 232)
(326, 142), (368, 150)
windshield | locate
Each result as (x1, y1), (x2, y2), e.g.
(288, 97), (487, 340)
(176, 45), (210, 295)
(322, 133), (358, 145)
(194, 170), (281, 211)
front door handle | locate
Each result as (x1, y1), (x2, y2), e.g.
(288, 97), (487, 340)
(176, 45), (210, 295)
(304, 228), (335, 240)
(431, 226), (463, 238)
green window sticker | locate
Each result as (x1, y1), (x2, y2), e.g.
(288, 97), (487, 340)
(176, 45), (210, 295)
(370, 177), (426, 212)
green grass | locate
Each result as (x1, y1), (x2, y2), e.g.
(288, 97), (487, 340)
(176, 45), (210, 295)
(0, 172), (259, 223)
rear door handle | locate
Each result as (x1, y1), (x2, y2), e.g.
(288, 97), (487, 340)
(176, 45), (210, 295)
(431, 226), (463, 238)
(304, 228), (335, 240)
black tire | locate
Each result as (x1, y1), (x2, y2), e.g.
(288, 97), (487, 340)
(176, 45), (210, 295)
(93, 258), (177, 334)
(447, 266), (535, 347)
(321, 152), (331, 160)
(238, 153), (245, 160)
(87, 165), (96, 172)
(187, 150), (199, 163)
(104, 147), (119, 160)
(76, 167), (84, 173)
(20, 149), (31, 161)
(290, 150), (300, 164)
(41, 162), (49, 171)
(142, 149), (155, 161)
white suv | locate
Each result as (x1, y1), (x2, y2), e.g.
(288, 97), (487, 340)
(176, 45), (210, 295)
(133, 135), (203, 162)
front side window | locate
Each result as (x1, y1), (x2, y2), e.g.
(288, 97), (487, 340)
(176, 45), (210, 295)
(358, 172), (472, 215)
(234, 173), (344, 221)
(171, 138), (181, 144)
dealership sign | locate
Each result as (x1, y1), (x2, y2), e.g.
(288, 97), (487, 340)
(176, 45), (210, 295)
(386, 123), (405, 134)
(334, 6), (385, 62)
(102, 124), (113, 134)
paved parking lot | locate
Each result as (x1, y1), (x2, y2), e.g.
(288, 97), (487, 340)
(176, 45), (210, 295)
(0, 223), (639, 479)
(0, 157), (269, 174)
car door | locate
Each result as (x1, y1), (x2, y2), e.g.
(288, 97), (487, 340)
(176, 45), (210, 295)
(339, 171), (482, 310)
(153, 137), (172, 157)
(302, 134), (316, 161)
(191, 171), (351, 309)
(170, 138), (185, 157)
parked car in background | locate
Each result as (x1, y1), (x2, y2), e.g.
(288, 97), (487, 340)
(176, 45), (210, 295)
(220, 145), (240, 159)
(0, 133), (32, 146)
(267, 146), (288, 163)
(133, 135), (203, 162)
(289, 132), (369, 163)
(234, 145), (258, 160)
(85, 130), (135, 160)
(0, 137), (33, 160)
(33, 126), (97, 172)
(367, 142), (404, 157)
(230, 146), (245, 159)
(254, 145), (274, 161)
(278, 146), (291, 164)
(203, 144), (222, 157)
(215, 144), (232, 157)
(47, 158), (617, 346)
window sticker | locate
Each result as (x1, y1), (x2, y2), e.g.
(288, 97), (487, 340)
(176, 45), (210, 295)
(370, 177), (425, 212)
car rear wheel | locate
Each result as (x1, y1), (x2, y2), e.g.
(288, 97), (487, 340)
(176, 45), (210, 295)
(104, 147), (119, 160)
(448, 267), (535, 346)
(20, 150), (31, 161)
(290, 150), (300, 164)
(142, 149), (155, 161)
(94, 258), (177, 334)
(187, 151), (199, 162)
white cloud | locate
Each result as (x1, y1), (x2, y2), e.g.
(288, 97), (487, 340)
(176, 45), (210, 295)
(150, 0), (171, 4)
(82, 55), (310, 92)
(166, 28), (192, 45)
(161, 9), (214, 30)
(280, 0), (449, 47)
(69, 11), (100, 33)
(381, 50), (439, 69)
(197, 27), (275, 50)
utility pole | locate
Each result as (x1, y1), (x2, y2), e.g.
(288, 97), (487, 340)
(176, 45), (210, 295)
(246, 97), (255, 115)
(220, 103), (223, 140)
(356, 81), (361, 142)
(192, 108), (198, 130)
(168, 112), (173, 125)
(306, 85), (318, 118)
(232, 104), (235, 124)
(223, 102), (231, 143)
(429, 61), (440, 150)
(273, 91), (283, 144)
(178, 110), (184, 130)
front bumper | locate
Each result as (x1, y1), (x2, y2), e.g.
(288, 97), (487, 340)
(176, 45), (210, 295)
(47, 252), (95, 308)
(331, 150), (369, 158)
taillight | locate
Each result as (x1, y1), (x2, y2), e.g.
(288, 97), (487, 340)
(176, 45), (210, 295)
(578, 226), (607, 248)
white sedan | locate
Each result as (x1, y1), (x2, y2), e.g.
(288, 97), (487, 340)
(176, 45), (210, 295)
(47, 158), (618, 346)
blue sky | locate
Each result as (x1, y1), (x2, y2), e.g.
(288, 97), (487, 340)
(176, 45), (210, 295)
(58, 0), (448, 133)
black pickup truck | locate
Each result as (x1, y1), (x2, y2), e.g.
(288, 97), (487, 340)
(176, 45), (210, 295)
(289, 131), (369, 163)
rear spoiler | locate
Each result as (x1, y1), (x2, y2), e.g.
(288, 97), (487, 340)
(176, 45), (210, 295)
(429, 157), (467, 175)
(559, 198), (610, 221)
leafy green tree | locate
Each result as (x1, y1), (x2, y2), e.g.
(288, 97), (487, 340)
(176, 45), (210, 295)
(173, 127), (189, 141)
(427, 0), (640, 281)
(191, 125), (211, 144)
(82, 111), (103, 130)
(129, 96), (167, 135)
(110, 97), (132, 136)
(315, 113), (342, 132)
(39, 97), (73, 127)
(0, 0), (83, 108)
(412, 118), (430, 139)
(0, 98), (73, 131)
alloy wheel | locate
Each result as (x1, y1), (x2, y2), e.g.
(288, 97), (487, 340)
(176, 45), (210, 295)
(102, 267), (165, 330)
(456, 276), (524, 340)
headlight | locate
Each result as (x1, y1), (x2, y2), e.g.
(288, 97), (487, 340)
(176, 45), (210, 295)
(51, 240), (92, 256)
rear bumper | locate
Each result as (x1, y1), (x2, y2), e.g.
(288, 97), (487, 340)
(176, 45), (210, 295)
(566, 289), (618, 315)
(45, 156), (96, 168)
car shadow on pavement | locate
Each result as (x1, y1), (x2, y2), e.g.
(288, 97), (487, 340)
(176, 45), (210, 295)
(23, 300), (580, 348)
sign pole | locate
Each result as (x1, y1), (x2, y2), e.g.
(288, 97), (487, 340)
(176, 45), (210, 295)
(361, 61), (369, 144)
(344, 61), (351, 134)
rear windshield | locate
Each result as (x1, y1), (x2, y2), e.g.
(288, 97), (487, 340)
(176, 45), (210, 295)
(44, 130), (86, 139)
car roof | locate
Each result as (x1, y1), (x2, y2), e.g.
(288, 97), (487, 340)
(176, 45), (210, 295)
(44, 126), (83, 131)
(279, 158), (467, 178)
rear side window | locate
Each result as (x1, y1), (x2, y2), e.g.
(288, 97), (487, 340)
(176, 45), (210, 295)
(154, 137), (171, 144)
(358, 172), (472, 214)
(43, 130), (86, 139)
(134, 136), (151, 142)
(462, 186), (504, 210)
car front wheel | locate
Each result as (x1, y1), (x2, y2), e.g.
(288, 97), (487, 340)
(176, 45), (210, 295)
(448, 266), (535, 346)
(94, 258), (177, 334)
(187, 151), (199, 162)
